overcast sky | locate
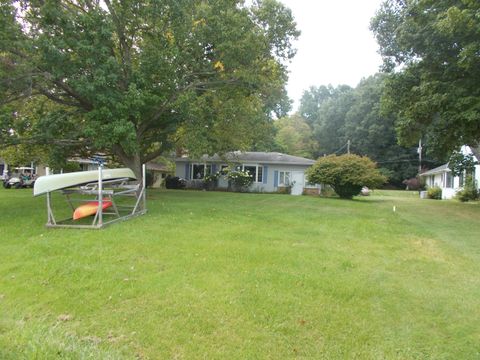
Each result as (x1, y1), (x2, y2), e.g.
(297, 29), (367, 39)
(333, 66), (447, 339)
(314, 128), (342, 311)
(279, 0), (385, 111)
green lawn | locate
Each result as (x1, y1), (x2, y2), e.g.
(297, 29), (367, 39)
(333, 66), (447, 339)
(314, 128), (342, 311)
(0, 188), (479, 359)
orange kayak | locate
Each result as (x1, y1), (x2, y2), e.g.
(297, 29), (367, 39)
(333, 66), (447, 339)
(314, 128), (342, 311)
(73, 200), (113, 220)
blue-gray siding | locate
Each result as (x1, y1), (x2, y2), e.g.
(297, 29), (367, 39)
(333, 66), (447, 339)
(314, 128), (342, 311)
(175, 162), (312, 192)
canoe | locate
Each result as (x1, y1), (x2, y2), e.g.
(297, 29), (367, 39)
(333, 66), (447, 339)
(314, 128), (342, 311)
(73, 200), (113, 220)
(33, 168), (136, 196)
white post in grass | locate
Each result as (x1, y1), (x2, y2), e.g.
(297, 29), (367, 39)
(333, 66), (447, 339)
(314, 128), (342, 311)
(142, 163), (147, 212)
(46, 167), (52, 225)
(98, 163), (103, 227)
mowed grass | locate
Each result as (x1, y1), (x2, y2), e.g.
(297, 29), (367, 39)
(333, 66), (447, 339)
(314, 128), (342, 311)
(0, 188), (479, 359)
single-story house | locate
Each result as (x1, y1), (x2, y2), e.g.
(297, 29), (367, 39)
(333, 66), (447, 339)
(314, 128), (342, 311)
(175, 151), (318, 195)
(419, 145), (480, 199)
(68, 157), (101, 172)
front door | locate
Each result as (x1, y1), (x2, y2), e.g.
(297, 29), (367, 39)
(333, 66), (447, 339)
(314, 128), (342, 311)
(291, 171), (304, 195)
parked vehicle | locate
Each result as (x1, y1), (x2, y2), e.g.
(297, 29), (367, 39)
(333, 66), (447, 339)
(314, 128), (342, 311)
(3, 167), (36, 189)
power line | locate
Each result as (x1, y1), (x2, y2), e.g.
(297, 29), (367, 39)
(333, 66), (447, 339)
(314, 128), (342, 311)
(332, 142), (347, 154)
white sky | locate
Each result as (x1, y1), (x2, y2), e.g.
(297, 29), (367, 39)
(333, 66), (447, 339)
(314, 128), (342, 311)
(279, 0), (384, 111)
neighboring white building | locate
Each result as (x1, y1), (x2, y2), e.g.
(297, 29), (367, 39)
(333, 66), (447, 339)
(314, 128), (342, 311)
(419, 145), (480, 199)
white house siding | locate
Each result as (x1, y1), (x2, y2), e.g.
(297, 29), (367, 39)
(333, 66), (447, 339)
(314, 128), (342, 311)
(421, 145), (480, 199)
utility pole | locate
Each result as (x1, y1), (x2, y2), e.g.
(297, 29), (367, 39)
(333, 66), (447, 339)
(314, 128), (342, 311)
(417, 139), (422, 173)
(347, 139), (350, 154)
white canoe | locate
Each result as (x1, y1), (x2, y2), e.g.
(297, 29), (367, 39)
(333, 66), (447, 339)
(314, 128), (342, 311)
(33, 168), (136, 196)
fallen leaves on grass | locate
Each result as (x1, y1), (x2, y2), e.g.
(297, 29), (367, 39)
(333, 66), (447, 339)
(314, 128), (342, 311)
(57, 314), (73, 322)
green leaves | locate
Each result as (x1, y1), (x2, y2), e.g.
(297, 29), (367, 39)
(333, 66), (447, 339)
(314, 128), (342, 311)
(299, 76), (419, 186)
(306, 154), (387, 199)
(274, 114), (317, 158)
(371, 0), (480, 155)
(448, 150), (478, 177)
(0, 0), (298, 176)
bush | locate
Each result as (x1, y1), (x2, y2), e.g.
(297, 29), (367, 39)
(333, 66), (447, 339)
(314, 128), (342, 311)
(203, 172), (219, 190)
(226, 169), (253, 191)
(402, 177), (425, 190)
(456, 175), (478, 202)
(306, 154), (387, 199)
(426, 186), (442, 199)
(165, 175), (186, 189)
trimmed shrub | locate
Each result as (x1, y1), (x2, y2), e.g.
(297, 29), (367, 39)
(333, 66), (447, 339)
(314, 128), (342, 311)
(306, 154), (387, 199)
(456, 175), (478, 202)
(426, 186), (442, 200)
(165, 175), (186, 189)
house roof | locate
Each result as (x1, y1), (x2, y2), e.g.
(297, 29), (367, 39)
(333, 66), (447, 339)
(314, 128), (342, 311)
(419, 163), (450, 176)
(470, 145), (480, 161)
(176, 151), (316, 166)
(146, 162), (170, 172)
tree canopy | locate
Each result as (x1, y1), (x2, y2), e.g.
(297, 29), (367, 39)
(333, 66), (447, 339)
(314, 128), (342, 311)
(0, 0), (299, 177)
(273, 114), (317, 158)
(299, 76), (420, 186)
(371, 0), (480, 156)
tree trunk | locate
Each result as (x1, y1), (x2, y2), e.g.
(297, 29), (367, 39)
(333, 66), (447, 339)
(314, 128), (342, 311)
(113, 145), (143, 181)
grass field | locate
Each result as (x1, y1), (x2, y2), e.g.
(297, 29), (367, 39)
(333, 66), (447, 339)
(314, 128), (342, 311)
(0, 188), (479, 359)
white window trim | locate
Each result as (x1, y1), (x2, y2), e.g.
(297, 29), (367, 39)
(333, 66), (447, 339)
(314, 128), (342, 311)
(278, 171), (292, 186)
(238, 164), (263, 183)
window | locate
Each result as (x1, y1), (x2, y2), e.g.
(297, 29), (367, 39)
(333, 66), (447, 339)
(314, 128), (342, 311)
(257, 166), (263, 183)
(244, 165), (257, 181)
(191, 164), (211, 179)
(445, 172), (453, 188)
(279, 171), (291, 186)
(232, 164), (263, 183)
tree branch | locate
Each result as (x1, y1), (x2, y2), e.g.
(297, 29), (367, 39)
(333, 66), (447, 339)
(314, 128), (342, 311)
(49, 78), (93, 111)
(35, 88), (86, 108)
(104, 0), (131, 89)
(138, 77), (243, 136)
(0, 137), (88, 147)
(143, 145), (166, 163)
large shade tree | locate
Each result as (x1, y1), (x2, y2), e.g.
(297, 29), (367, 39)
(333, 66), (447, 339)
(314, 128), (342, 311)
(273, 114), (317, 158)
(371, 0), (480, 156)
(0, 0), (299, 178)
(299, 76), (436, 186)
(299, 84), (353, 156)
(343, 74), (419, 185)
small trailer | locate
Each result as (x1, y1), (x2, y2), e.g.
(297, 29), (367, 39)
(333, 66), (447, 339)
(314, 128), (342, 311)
(33, 165), (147, 229)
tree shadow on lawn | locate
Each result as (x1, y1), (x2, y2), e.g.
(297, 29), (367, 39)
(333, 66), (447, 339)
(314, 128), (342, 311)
(319, 196), (388, 204)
